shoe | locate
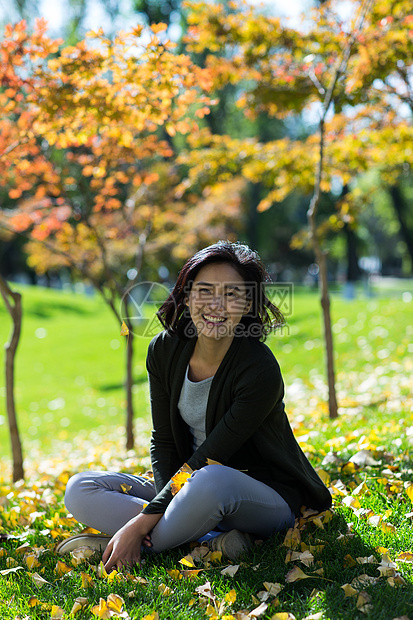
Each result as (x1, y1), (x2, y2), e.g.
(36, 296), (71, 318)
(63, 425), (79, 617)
(55, 533), (111, 555)
(210, 529), (254, 561)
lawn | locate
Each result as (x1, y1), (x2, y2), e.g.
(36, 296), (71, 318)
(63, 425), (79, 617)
(0, 281), (412, 620)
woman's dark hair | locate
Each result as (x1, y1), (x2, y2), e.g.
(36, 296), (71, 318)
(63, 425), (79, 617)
(157, 241), (284, 341)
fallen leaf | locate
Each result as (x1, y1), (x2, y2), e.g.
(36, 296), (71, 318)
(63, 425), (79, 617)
(225, 589), (237, 604)
(341, 583), (358, 597)
(221, 565), (240, 577)
(107, 593), (125, 613)
(248, 602), (268, 617)
(28, 596), (41, 607)
(81, 571), (94, 588)
(51, 605), (65, 619)
(356, 591), (372, 614)
(158, 583), (174, 596)
(70, 597), (89, 615)
(120, 321), (129, 336)
(263, 581), (283, 596)
(0, 566), (24, 576)
(167, 569), (183, 580)
(283, 527), (301, 550)
(285, 566), (312, 583)
(31, 572), (50, 587)
(171, 463), (193, 496)
(179, 554), (196, 568)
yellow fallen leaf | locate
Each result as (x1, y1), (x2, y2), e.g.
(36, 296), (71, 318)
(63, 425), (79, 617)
(25, 554), (41, 570)
(31, 572), (50, 587)
(356, 591), (372, 614)
(141, 613), (159, 620)
(206, 458), (223, 466)
(381, 522), (397, 534)
(249, 601), (268, 617)
(120, 483), (132, 494)
(285, 566), (312, 583)
(181, 569), (203, 579)
(120, 321), (129, 336)
(81, 571), (94, 588)
(179, 554), (196, 568)
(70, 597), (89, 615)
(263, 581), (283, 596)
(209, 551), (222, 563)
(55, 560), (72, 577)
(5, 557), (18, 567)
(91, 598), (111, 619)
(396, 551), (413, 563)
(70, 546), (95, 566)
(96, 561), (108, 578)
(51, 605), (65, 619)
(353, 480), (370, 496)
(205, 603), (218, 618)
(225, 589), (236, 604)
(171, 463), (193, 496)
(271, 613), (296, 620)
(28, 596), (41, 607)
(158, 583), (174, 596)
(107, 593), (125, 613)
(15, 543), (32, 555)
(283, 527), (301, 550)
(342, 496), (361, 510)
(343, 554), (357, 568)
(388, 574), (407, 587)
(221, 565), (239, 577)
(341, 583), (358, 597)
(167, 569), (183, 580)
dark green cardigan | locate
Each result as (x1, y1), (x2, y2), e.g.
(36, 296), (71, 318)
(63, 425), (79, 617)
(141, 330), (332, 517)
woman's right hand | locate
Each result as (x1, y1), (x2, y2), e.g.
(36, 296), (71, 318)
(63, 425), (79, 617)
(102, 512), (163, 571)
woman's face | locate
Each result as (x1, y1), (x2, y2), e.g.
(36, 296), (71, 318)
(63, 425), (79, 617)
(186, 262), (251, 342)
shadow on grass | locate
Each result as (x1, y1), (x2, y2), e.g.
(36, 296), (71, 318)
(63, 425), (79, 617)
(262, 512), (413, 620)
(97, 375), (148, 392)
(26, 301), (95, 318)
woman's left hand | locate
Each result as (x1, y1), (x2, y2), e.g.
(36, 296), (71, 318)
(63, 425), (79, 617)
(102, 512), (163, 572)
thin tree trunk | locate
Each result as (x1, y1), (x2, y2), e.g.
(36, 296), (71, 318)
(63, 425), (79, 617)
(389, 184), (413, 273)
(0, 274), (24, 481)
(125, 326), (134, 450)
(307, 194), (338, 420)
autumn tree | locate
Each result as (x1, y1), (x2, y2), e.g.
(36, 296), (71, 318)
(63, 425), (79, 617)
(0, 19), (242, 458)
(178, 0), (413, 418)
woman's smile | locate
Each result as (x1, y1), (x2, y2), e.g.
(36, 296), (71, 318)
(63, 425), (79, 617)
(186, 262), (251, 342)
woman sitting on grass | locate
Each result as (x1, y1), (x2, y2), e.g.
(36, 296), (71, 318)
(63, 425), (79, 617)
(59, 241), (331, 570)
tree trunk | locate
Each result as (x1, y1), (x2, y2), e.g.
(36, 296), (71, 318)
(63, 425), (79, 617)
(344, 223), (361, 283)
(307, 116), (338, 420)
(317, 251), (338, 419)
(0, 274), (24, 481)
(389, 184), (413, 273)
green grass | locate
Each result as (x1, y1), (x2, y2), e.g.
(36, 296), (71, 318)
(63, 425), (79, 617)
(0, 281), (413, 619)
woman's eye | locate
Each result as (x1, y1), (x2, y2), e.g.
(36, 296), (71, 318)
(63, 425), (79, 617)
(199, 288), (212, 294)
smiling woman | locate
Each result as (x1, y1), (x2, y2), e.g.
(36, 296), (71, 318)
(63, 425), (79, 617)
(59, 241), (331, 571)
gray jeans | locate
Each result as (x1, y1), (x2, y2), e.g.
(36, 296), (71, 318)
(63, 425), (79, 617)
(64, 464), (295, 553)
